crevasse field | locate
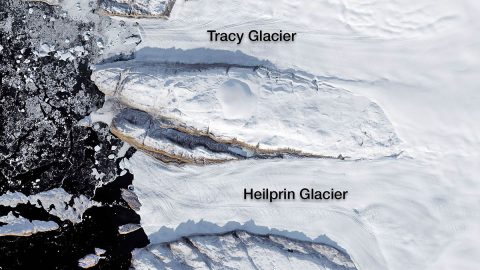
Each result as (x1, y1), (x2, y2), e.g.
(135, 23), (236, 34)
(91, 0), (479, 269)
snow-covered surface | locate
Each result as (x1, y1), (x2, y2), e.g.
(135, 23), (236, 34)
(93, 63), (400, 159)
(112, 0), (479, 162)
(0, 212), (59, 237)
(98, 0), (175, 18)
(28, 0), (60, 5)
(78, 98), (122, 128)
(132, 230), (356, 270)
(126, 152), (479, 270)
(0, 188), (99, 223)
(131, 0), (472, 77)
(88, 0), (480, 269)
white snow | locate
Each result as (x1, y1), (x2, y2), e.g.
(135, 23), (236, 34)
(118, 0), (479, 159)
(133, 231), (355, 270)
(87, 0), (480, 269)
(0, 212), (59, 237)
(126, 151), (479, 270)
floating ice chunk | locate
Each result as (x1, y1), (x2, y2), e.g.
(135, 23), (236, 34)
(55, 50), (75, 61)
(121, 188), (141, 211)
(73, 45), (88, 57)
(91, 168), (106, 180)
(0, 188), (99, 223)
(78, 254), (101, 269)
(118, 223), (142, 234)
(77, 246), (106, 268)
(0, 212), (59, 237)
(0, 191), (28, 207)
(36, 43), (55, 57)
(95, 248), (106, 256)
(29, 188), (100, 223)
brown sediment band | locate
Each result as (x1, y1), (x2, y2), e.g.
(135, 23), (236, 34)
(110, 109), (340, 166)
(110, 125), (237, 165)
(133, 113), (337, 159)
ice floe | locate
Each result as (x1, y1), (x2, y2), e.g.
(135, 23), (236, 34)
(0, 212), (59, 237)
(0, 188), (99, 223)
